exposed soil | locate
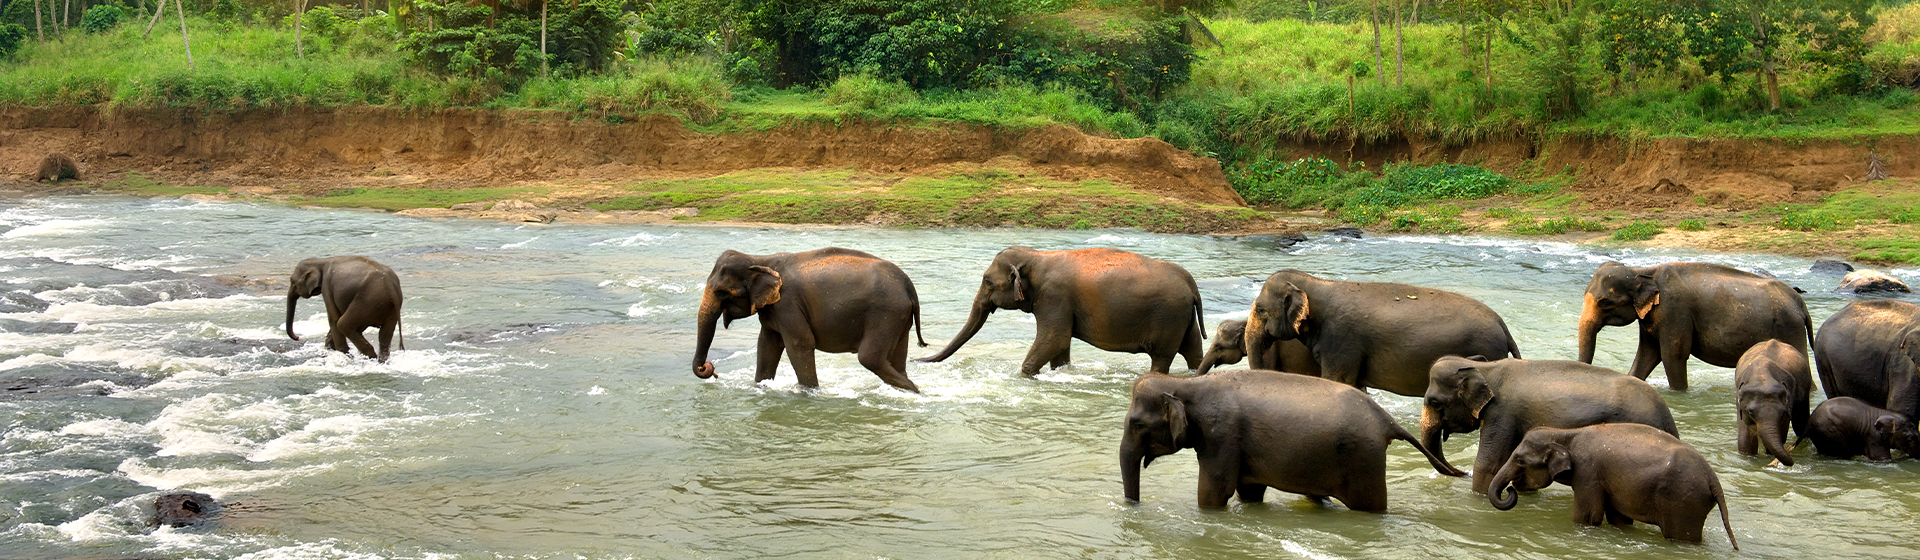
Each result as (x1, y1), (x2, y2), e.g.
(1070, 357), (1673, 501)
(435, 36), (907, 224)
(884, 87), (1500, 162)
(0, 106), (1244, 206)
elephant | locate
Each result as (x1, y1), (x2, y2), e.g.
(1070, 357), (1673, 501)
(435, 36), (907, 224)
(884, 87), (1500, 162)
(917, 247), (1204, 375)
(1243, 269), (1521, 397)
(692, 248), (926, 392)
(1192, 319), (1317, 376)
(1813, 299), (1920, 421)
(1576, 261), (1812, 391)
(1421, 355), (1677, 495)
(1806, 396), (1920, 461)
(286, 256), (405, 362)
(1733, 340), (1813, 466)
(1121, 369), (1463, 511)
(1488, 424), (1737, 549)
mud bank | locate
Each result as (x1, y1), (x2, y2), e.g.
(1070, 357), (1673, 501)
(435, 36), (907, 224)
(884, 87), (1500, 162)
(0, 106), (1243, 206)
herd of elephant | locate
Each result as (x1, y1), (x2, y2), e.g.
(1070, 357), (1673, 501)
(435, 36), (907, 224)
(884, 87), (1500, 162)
(286, 246), (1920, 550)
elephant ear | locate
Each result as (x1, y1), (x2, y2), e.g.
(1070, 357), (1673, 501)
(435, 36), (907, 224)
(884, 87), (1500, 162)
(1008, 262), (1026, 302)
(1164, 393), (1191, 449)
(1546, 442), (1574, 482)
(1633, 274), (1660, 319)
(292, 266), (321, 297)
(747, 266), (783, 313)
(1285, 282), (1311, 336)
(1458, 368), (1494, 420)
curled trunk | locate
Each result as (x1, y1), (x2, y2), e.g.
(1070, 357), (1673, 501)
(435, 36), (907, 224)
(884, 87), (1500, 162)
(1419, 406), (1461, 475)
(1488, 461), (1521, 510)
(1576, 293), (1602, 363)
(1759, 418), (1793, 466)
(917, 289), (993, 363)
(1121, 440), (1144, 503)
(285, 292), (301, 340)
(692, 291), (720, 379)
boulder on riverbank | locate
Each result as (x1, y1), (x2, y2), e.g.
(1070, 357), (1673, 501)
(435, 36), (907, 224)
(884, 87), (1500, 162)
(1839, 270), (1911, 294)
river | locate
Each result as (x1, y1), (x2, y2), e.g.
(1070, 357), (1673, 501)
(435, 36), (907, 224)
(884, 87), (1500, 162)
(1, 195), (1915, 559)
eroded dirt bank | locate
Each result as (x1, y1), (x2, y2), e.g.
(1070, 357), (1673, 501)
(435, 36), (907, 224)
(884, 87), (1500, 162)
(0, 106), (1244, 206)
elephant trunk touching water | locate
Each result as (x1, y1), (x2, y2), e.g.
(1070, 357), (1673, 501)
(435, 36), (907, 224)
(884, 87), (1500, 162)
(689, 248), (924, 392)
(1575, 261), (1811, 391)
(691, 290), (723, 379)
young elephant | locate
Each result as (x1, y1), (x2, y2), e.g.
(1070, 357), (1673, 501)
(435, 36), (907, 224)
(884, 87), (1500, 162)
(1577, 261), (1812, 391)
(918, 247), (1205, 375)
(1421, 356), (1677, 495)
(1807, 396), (1920, 461)
(1192, 319), (1317, 376)
(1121, 369), (1463, 512)
(1244, 269), (1521, 397)
(1489, 424), (1737, 549)
(692, 248), (926, 392)
(1734, 340), (1813, 466)
(286, 256), (405, 362)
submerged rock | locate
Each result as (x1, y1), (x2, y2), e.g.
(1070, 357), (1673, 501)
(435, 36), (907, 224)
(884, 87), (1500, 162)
(1839, 270), (1911, 294)
(153, 492), (220, 527)
(1811, 259), (1855, 275)
(1, 362), (156, 401)
(0, 318), (77, 333)
(1326, 227), (1363, 239)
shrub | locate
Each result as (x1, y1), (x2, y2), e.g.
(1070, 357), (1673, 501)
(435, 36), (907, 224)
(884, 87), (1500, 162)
(0, 23), (23, 59)
(825, 74), (918, 112)
(1343, 163), (1514, 208)
(1677, 218), (1706, 231)
(80, 4), (124, 34)
(1611, 221), (1664, 241)
(1778, 211), (1853, 231)
(1230, 156), (1355, 207)
(1510, 215), (1605, 235)
(1485, 207), (1523, 219)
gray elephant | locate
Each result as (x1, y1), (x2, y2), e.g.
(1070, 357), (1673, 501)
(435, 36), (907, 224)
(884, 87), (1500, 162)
(1807, 396), (1920, 461)
(1489, 424), (1737, 549)
(1421, 356), (1677, 495)
(1814, 299), (1920, 421)
(286, 256), (405, 362)
(692, 248), (926, 392)
(1121, 369), (1462, 512)
(1244, 270), (1520, 397)
(918, 247), (1204, 375)
(1577, 261), (1812, 391)
(1193, 319), (1317, 376)
(1734, 340), (1813, 466)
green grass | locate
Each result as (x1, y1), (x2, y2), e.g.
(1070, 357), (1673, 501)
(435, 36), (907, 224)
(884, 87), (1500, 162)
(1677, 219), (1706, 231)
(1611, 221), (1664, 241)
(294, 186), (550, 211)
(1855, 237), (1920, 264)
(97, 172), (226, 197)
(1509, 215), (1606, 235)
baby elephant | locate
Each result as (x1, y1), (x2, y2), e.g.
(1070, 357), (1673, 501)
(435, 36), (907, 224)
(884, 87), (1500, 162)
(1808, 396), (1920, 461)
(1193, 319), (1317, 375)
(1489, 424), (1737, 549)
(286, 256), (405, 362)
(1734, 340), (1813, 466)
(1121, 369), (1463, 512)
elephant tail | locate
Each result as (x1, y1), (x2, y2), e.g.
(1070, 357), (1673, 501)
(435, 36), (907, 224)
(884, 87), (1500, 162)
(1390, 420), (1467, 477)
(1193, 296), (1206, 340)
(397, 317), (405, 351)
(913, 303), (928, 348)
(1498, 316), (1522, 360)
(1715, 482), (1738, 550)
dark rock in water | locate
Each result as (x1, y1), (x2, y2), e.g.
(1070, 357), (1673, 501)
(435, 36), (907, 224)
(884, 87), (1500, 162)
(1839, 270), (1912, 294)
(0, 257), (243, 306)
(1750, 267), (1776, 278)
(376, 244), (462, 257)
(1, 362), (155, 401)
(154, 492), (220, 527)
(0, 318), (77, 334)
(1326, 227), (1363, 239)
(1811, 259), (1855, 275)
(1236, 232), (1311, 249)
(449, 323), (565, 344)
(210, 275), (287, 294)
(171, 337), (304, 358)
(0, 290), (50, 313)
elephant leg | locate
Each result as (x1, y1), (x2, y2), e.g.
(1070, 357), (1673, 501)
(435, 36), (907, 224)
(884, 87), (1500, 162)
(376, 318), (396, 363)
(1048, 347), (1070, 370)
(1337, 474), (1389, 513)
(1020, 311), (1072, 377)
(342, 326), (379, 360)
(1195, 448), (1241, 509)
(1147, 352), (1176, 375)
(755, 329), (785, 382)
(1470, 423), (1518, 495)
(786, 343), (819, 388)
(858, 333), (919, 393)
(1626, 331), (1663, 380)
(1236, 483), (1268, 503)
(1320, 355), (1365, 390)
(1604, 505), (1633, 527)
(1571, 486), (1607, 527)
(1179, 324), (1204, 371)
(1659, 330), (1694, 391)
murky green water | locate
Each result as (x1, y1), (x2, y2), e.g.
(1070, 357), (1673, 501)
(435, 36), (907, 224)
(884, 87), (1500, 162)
(1, 195), (1915, 559)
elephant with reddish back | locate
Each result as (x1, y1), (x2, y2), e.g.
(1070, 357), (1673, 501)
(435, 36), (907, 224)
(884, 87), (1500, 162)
(691, 248), (926, 392)
(1576, 261), (1811, 391)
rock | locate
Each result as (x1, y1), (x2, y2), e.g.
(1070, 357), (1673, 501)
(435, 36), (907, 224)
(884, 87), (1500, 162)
(0, 318), (76, 334)
(1750, 268), (1776, 278)
(153, 492), (220, 527)
(449, 201), (490, 211)
(493, 199), (539, 211)
(180, 194), (226, 203)
(35, 153), (79, 183)
(517, 210), (558, 224)
(1326, 227), (1363, 239)
(1811, 259), (1854, 275)
(664, 207), (699, 217)
(0, 291), (49, 313)
(1839, 270), (1912, 294)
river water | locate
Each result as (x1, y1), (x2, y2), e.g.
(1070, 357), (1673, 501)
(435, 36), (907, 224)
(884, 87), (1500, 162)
(1, 195), (1916, 559)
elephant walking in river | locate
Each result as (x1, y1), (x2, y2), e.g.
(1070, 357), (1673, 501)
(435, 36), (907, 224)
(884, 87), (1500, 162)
(1576, 261), (1812, 391)
(692, 248), (927, 392)
(286, 256), (405, 363)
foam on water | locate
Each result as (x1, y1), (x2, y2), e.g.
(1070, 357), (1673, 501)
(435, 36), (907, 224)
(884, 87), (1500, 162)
(2, 218), (110, 239)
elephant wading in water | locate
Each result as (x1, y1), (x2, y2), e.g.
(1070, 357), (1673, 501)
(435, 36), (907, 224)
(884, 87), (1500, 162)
(1814, 299), (1920, 421)
(1193, 319), (1317, 376)
(1422, 356), (1677, 495)
(1577, 261), (1812, 391)
(1243, 270), (1520, 396)
(1488, 424), (1737, 549)
(1122, 369), (1463, 511)
(286, 256), (405, 362)
(692, 248), (927, 392)
(917, 247), (1204, 375)
(1806, 396), (1920, 461)
(1733, 340), (1813, 466)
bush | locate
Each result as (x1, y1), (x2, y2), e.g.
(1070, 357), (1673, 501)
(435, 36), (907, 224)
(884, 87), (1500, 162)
(1510, 215), (1605, 235)
(1778, 211), (1853, 231)
(0, 23), (23, 60)
(1343, 163), (1514, 208)
(1611, 221), (1664, 241)
(80, 4), (124, 34)
(1230, 156), (1357, 207)
(825, 74), (918, 112)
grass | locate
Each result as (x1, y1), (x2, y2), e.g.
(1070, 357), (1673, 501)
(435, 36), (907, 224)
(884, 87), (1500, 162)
(293, 186), (551, 211)
(1611, 221), (1664, 241)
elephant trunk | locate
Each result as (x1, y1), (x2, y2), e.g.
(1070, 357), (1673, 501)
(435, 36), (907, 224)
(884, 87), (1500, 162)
(1759, 417), (1794, 466)
(916, 289), (993, 363)
(1575, 293), (1603, 364)
(1244, 314), (1274, 370)
(1487, 461), (1521, 510)
(285, 291), (301, 341)
(1121, 440), (1144, 503)
(692, 291), (720, 379)
(1419, 406), (1461, 475)
(1196, 349), (1226, 375)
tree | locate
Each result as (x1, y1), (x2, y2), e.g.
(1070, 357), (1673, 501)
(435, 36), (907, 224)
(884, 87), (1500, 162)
(33, 0), (41, 43)
(1598, 0), (1683, 86)
(1392, 0), (1403, 87)
(295, 0), (305, 58)
(1677, 0), (1874, 111)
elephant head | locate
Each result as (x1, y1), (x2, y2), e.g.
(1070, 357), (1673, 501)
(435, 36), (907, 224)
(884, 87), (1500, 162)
(1121, 374), (1193, 503)
(1420, 355), (1494, 475)
(1488, 429), (1575, 510)
(1245, 271), (1312, 370)
(1577, 262), (1660, 363)
(917, 247), (1036, 363)
(1873, 414), (1920, 460)
(1737, 378), (1798, 466)
(692, 250), (783, 379)
(1195, 320), (1247, 375)
(285, 259), (326, 341)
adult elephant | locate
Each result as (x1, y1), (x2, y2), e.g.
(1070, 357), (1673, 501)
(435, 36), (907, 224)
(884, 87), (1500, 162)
(286, 256), (405, 363)
(1421, 356), (1677, 495)
(917, 247), (1204, 375)
(1813, 299), (1920, 420)
(692, 248), (927, 392)
(1193, 319), (1317, 376)
(1243, 270), (1521, 397)
(1122, 369), (1463, 511)
(1576, 261), (1812, 391)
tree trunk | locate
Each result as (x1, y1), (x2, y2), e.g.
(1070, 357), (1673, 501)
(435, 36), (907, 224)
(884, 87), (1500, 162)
(174, 0), (192, 71)
(1484, 24), (1493, 95)
(1392, 0), (1404, 87)
(33, 0), (42, 43)
(1765, 64), (1781, 111)
(295, 0), (304, 59)
(1370, 0), (1383, 85)
(540, 0), (548, 77)
(144, 0), (164, 38)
